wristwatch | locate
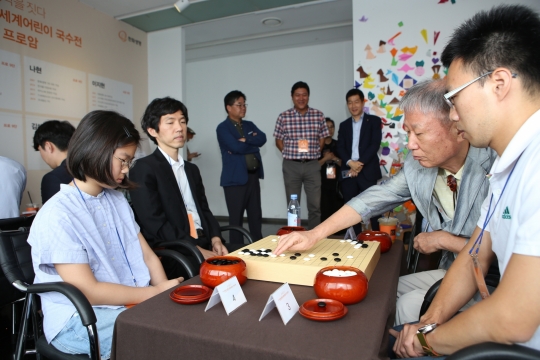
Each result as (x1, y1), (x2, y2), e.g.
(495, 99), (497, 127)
(416, 323), (442, 357)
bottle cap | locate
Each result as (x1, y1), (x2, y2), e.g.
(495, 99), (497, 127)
(291, 194), (298, 200)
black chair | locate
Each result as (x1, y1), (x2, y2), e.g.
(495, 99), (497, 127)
(417, 262), (540, 359)
(446, 342), (540, 359)
(0, 228), (196, 360)
(153, 225), (255, 275)
(419, 259), (501, 318)
(0, 215), (36, 232)
(0, 215), (36, 352)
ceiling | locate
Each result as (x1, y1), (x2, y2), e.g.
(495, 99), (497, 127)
(80, 0), (342, 32)
(80, 0), (352, 61)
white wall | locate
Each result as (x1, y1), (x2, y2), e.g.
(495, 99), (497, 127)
(147, 27), (186, 154)
(185, 40), (353, 219)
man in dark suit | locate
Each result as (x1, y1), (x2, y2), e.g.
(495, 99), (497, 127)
(32, 120), (75, 204)
(217, 90), (266, 244)
(130, 97), (228, 273)
(336, 89), (382, 234)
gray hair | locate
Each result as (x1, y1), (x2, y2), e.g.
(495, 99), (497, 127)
(399, 80), (451, 125)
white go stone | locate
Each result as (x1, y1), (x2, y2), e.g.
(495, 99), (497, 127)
(351, 241), (358, 245)
(279, 254), (286, 257)
(271, 238), (277, 242)
(346, 239), (352, 243)
(309, 254), (315, 257)
(354, 245), (361, 249)
(347, 255), (354, 259)
(340, 240), (346, 243)
(270, 254), (277, 258)
(303, 257), (310, 261)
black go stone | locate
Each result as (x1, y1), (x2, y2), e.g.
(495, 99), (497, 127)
(332, 253), (339, 256)
(318, 301), (326, 308)
(290, 256), (297, 260)
(263, 254), (269, 257)
(320, 257), (327, 261)
(361, 244), (368, 248)
(357, 240), (364, 244)
(250, 253), (257, 256)
(334, 258), (341, 262)
(295, 253), (301, 256)
(257, 253), (263, 256)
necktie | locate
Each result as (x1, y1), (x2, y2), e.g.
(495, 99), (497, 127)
(447, 175), (457, 208)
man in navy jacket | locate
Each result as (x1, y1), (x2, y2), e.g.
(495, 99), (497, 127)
(217, 90), (266, 243)
(337, 89), (382, 234)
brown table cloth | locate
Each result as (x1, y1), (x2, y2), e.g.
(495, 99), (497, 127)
(112, 241), (403, 360)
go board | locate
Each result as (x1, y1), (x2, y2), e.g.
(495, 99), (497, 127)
(229, 235), (380, 286)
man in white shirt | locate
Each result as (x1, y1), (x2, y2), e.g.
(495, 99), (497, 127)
(391, 4), (540, 357)
(0, 156), (26, 218)
(130, 97), (228, 275)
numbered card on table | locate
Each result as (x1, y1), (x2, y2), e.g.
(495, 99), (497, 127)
(205, 276), (247, 315)
(259, 283), (299, 325)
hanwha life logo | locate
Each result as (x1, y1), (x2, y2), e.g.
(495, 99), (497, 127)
(118, 30), (127, 42)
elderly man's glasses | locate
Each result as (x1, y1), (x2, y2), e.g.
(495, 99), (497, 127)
(114, 155), (136, 169)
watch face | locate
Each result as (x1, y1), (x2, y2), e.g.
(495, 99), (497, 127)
(418, 323), (438, 334)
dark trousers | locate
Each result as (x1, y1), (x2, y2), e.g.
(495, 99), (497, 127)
(223, 172), (263, 244)
(341, 175), (380, 234)
(320, 179), (344, 223)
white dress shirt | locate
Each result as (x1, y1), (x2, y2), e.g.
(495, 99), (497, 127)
(158, 147), (202, 229)
(0, 156), (26, 218)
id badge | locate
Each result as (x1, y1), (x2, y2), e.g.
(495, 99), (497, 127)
(297, 139), (308, 153)
(326, 163), (336, 179)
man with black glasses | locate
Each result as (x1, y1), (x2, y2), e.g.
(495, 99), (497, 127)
(391, 5), (540, 357)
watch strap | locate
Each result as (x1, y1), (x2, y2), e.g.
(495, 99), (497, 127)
(416, 331), (442, 357)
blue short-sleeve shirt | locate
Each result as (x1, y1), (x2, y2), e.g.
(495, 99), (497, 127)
(28, 184), (151, 342)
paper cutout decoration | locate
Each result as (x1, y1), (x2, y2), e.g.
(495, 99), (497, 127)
(354, 80), (361, 89)
(390, 48), (398, 57)
(371, 104), (386, 117)
(386, 85), (394, 95)
(398, 21), (404, 27)
(367, 91), (375, 101)
(377, 93), (385, 101)
(359, 15), (368, 22)
(384, 133), (393, 139)
(434, 31), (441, 45)
(432, 57), (440, 64)
(394, 107), (404, 117)
(399, 74), (418, 90)
(433, 51), (437, 55)
(363, 75), (376, 89)
(377, 69), (389, 82)
(444, 67), (449, 76)
(415, 60), (425, 76)
(392, 73), (399, 86)
(398, 64), (414, 73)
(377, 40), (386, 54)
(432, 65), (441, 80)
(389, 97), (400, 105)
(357, 66), (369, 78)
(379, 99), (387, 108)
(438, 0), (448, 3)
(401, 46), (417, 55)
(388, 32), (401, 46)
(365, 44), (376, 59)
(399, 90), (406, 97)
(420, 29), (428, 44)
(381, 147), (390, 156)
(426, 49), (432, 57)
(398, 53), (413, 62)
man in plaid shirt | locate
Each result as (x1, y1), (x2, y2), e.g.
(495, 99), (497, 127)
(273, 81), (330, 229)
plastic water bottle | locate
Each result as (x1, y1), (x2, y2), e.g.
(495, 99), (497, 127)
(287, 194), (301, 226)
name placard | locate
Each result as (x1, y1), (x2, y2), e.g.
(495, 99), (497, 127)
(259, 283), (299, 325)
(205, 276), (247, 315)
